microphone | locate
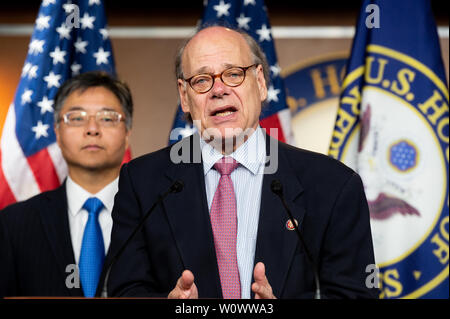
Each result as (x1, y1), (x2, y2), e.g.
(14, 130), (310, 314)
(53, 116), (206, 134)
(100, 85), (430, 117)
(101, 180), (184, 297)
(271, 180), (321, 299)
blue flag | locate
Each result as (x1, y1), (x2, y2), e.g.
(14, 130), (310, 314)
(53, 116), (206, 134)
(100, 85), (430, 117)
(0, 0), (115, 209)
(329, 0), (449, 298)
(169, 0), (292, 144)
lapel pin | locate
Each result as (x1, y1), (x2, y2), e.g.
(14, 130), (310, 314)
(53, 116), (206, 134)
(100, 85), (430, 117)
(286, 218), (299, 231)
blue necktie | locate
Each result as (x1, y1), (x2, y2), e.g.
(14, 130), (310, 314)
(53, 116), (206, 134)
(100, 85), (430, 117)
(79, 197), (105, 297)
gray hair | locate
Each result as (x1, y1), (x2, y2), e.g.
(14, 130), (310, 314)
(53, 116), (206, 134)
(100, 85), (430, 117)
(53, 71), (133, 130)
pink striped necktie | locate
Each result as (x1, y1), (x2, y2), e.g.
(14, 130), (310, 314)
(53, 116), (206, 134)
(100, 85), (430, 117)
(210, 156), (241, 299)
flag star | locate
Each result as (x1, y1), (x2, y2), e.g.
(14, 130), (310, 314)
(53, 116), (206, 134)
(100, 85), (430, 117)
(236, 13), (251, 30)
(244, 0), (256, 5)
(99, 28), (109, 40)
(180, 124), (197, 138)
(28, 39), (45, 55)
(37, 96), (54, 114)
(270, 63), (281, 77)
(44, 71), (62, 89)
(256, 24), (272, 42)
(74, 38), (88, 54)
(49, 47), (66, 65)
(27, 65), (39, 79)
(35, 14), (51, 30)
(93, 47), (110, 65)
(31, 121), (50, 139)
(71, 63), (82, 75)
(213, 0), (231, 18)
(80, 13), (96, 29)
(267, 85), (280, 102)
(63, 3), (77, 14)
(89, 0), (101, 5)
(21, 89), (33, 105)
(43, 0), (56, 6)
(56, 23), (71, 40)
(22, 63), (31, 77)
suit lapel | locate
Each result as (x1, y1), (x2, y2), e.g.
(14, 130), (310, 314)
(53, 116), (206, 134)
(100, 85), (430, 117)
(39, 182), (81, 296)
(254, 137), (306, 298)
(161, 134), (307, 298)
(161, 135), (222, 298)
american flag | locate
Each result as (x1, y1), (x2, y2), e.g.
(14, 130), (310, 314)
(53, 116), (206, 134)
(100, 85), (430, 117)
(0, 0), (118, 210)
(169, 0), (292, 144)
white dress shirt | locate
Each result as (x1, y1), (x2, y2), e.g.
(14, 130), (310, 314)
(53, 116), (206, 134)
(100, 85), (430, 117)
(201, 127), (266, 299)
(66, 176), (118, 265)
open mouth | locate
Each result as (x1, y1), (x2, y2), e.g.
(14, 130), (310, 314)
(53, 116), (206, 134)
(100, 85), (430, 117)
(211, 106), (237, 117)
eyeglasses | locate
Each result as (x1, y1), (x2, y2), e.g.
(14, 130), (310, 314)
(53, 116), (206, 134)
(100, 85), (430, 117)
(59, 110), (125, 127)
(184, 64), (257, 94)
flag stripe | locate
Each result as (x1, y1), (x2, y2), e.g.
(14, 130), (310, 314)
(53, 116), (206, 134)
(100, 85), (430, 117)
(26, 148), (60, 192)
(121, 147), (132, 166)
(47, 142), (68, 184)
(260, 113), (286, 143)
(0, 150), (17, 209)
(277, 108), (293, 144)
(0, 0), (118, 209)
(1, 105), (41, 202)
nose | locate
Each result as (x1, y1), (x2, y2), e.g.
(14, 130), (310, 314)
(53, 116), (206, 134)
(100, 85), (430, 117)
(85, 116), (101, 137)
(210, 74), (230, 97)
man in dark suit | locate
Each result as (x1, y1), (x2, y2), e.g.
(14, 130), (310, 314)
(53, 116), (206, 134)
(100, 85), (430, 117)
(107, 26), (378, 299)
(0, 71), (133, 297)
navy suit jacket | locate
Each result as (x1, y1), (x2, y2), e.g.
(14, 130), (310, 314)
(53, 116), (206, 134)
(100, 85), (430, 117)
(0, 183), (105, 297)
(107, 134), (378, 298)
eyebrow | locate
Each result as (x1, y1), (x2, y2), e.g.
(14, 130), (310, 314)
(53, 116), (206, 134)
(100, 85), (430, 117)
(66, 106), (118, 112)
(192, 63), (240, 75)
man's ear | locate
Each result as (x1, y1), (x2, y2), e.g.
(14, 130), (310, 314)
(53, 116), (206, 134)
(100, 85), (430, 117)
(256, 65), (267, 101)
(178, 79), (190, 114)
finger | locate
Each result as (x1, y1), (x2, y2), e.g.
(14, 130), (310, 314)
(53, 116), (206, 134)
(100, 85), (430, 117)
(252, 281), (274, 299)
(252, 283), (261, 299)
(252, 263), (276, 299)
(253, 262), (268, 285)
(178, 270), (195, 299)
(168, 270), (195, 299)
(189, 282), (199, 299)
(179, 270), (195, 290)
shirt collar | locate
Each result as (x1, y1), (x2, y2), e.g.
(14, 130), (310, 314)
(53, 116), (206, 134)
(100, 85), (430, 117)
(66, 176), (119, 216)
(200, 126), (266, 175)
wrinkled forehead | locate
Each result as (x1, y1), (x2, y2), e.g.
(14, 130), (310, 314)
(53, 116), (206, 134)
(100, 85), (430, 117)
(182, 27), (253, 75)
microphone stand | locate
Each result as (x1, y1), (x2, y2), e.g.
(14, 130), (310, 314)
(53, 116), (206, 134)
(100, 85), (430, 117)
(101, 180), (184, 298)
(271, 180), (321, 299)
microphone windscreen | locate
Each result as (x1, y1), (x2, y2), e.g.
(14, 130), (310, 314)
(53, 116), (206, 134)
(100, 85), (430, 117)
(270, 179), (283, 195)
(171, 180), (184, 193)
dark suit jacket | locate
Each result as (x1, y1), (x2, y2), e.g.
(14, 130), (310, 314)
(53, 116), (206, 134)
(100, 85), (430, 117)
(107, 134), (378, 298)
(0, 183), (105, 297)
